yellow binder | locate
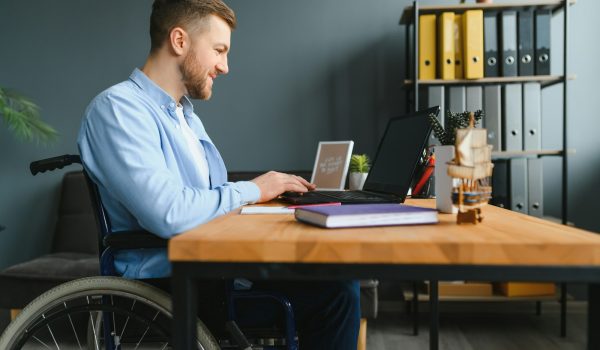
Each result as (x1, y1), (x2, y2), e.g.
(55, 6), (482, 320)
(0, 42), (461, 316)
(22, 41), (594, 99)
(438, 12), (455, 80)
(454, 14), (464, 79)
(463, 10), (484, 79)
(419, 14), (436, 80)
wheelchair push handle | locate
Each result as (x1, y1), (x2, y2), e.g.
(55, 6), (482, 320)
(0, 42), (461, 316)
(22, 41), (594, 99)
(30, 154), (82, 175)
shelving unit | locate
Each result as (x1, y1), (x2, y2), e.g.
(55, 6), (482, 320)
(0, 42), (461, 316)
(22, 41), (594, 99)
(402, 0), (572, 225)
(400, 1), (574, 349)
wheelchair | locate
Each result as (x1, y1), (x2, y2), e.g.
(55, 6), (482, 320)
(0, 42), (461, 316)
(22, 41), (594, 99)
(0, 155), (298, 350)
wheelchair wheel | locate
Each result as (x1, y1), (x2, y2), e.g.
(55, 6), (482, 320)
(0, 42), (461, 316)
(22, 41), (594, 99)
(0, 276), (219, 350)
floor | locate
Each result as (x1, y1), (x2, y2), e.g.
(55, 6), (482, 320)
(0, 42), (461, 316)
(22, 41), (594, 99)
(367, 301), (587, 350)
(0, 300), (588, 349)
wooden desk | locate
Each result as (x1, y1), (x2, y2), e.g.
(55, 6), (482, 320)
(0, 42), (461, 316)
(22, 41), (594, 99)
(169, 199), (600, 349)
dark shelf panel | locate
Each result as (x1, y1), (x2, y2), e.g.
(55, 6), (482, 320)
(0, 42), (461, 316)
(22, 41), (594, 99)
(400, 0), (575, 25)
(404, 75), (575, 88)
(491, 150), (564, 160)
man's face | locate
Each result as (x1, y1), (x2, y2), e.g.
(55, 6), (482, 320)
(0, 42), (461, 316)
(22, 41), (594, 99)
(180, 15), (231, 100)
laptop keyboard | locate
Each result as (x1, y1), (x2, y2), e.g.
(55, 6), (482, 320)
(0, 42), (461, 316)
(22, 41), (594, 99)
(317, 191), (389, 201)
(281, 190), (394, 203)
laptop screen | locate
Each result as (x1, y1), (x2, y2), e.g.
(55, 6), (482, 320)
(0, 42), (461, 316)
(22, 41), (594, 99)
(363, 106), (438, 197)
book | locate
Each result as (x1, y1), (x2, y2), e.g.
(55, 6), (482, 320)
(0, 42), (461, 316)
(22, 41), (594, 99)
(294, 204), (438, 228)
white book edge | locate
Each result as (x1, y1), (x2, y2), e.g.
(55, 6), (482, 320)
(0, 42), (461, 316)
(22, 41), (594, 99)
(295, 211), (438, 228)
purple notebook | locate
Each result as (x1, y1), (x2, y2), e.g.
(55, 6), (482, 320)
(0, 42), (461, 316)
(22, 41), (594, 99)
(294, 203), (438, 228)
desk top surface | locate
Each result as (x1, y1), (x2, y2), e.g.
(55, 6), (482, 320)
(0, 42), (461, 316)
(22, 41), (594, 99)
(169, 199), (600, 266)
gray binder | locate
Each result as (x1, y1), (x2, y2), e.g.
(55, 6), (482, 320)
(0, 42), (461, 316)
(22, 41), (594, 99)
(527, 158), (544, 218)
(535, 10), (551, 75)
(518, 9), (535, 76)
(510, 158), (528, 214)
(502, 84), (523, 151)
(466, 86), (483, 112)
(484, 11), (499, 77)
(447, 86), (466, 114)
(420, 86), (445, 146)
(500, 11), (518, 77)
(483, 85), (502, 151)
(523, 83), (541, 150)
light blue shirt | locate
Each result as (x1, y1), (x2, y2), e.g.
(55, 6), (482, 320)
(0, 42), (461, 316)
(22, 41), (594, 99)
(77, 68), (261, 278)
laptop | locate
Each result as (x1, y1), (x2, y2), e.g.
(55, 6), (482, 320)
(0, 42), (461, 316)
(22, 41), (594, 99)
(280, 106), (439, 204)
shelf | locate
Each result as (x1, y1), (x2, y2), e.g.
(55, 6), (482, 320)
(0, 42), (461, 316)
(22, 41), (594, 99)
(403, 290), (560, 302)
(404, 75), (575, 88)
(400, 0), (575, 24)
(491, 150), (568, 159)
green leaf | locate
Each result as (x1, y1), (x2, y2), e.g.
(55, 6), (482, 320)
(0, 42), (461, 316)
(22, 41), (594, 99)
(0, 87), (58, 144)
(427, 109), (485, 146)
(350, 154), (370, 173)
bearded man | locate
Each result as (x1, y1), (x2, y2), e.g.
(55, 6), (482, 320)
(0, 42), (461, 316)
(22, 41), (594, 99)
(77, 0), (360, 348)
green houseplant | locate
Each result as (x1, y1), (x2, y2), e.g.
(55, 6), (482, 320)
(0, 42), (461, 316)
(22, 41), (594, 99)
(1, 87), (58, 232)
(349, 154), (370, 190)
(427, 109), (484, 146)
(0, 87), (58, 143)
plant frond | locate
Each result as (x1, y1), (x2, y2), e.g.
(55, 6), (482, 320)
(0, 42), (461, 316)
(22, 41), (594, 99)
(350, 154), (370, 173)
(0, 87), (58, 144)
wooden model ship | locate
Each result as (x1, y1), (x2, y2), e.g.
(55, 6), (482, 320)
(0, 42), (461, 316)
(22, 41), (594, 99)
(447, 113), (493, 224)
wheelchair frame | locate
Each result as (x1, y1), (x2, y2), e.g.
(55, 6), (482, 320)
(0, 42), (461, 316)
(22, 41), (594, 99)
(0, 155), (299, 350)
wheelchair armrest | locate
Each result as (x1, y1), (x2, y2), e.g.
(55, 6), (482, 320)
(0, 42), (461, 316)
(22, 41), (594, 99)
(103, 231), (168, 249)
(30, 154), (81, 175)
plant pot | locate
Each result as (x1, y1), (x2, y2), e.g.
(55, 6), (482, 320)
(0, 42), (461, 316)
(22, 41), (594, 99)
(349, 172), (368, 191)
(434, 145), (458, 214)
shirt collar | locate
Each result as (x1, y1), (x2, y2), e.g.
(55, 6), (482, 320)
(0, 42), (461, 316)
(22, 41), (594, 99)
(129, 68), (195, 117)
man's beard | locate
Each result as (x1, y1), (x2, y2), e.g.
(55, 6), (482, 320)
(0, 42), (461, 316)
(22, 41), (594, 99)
(181, 48), (211, 100)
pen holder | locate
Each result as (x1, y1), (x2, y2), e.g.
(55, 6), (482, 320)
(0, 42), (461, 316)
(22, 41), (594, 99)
(411, 165), (435, 199)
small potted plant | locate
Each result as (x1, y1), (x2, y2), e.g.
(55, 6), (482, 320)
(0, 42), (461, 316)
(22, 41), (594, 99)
(428, 109), (484, 213)
(349, 154), (370, 190)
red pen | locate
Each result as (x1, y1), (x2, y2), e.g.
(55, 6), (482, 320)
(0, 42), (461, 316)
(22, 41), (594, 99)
(287, 202), (342, 209)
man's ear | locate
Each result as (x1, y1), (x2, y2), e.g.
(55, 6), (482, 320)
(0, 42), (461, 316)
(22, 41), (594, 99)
(169, 27), (189, 56)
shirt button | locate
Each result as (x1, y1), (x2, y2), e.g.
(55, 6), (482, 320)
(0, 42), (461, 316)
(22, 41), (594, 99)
(161, 105), (165, 109)
(169, 102), (175, 108)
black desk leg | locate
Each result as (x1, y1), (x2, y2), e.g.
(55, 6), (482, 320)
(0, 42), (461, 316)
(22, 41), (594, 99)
(172, 264), (198, 350)
(561, 283), (567, 337)
(413, 281), (419, 335)
(429, 280), (439, 350)
(589, 283), (599, 350)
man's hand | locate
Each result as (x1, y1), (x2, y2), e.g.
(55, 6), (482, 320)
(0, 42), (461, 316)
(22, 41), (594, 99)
(251, 171), (316, 203)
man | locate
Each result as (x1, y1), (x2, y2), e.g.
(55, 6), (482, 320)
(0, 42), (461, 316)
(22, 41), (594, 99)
(77, 0), (359, 348)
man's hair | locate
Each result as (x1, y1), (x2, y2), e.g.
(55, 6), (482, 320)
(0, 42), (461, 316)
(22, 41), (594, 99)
(150, 0), (236, 52)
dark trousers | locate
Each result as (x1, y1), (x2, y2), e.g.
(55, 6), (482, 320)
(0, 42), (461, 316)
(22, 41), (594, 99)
(241, 280), (361, 349)
(148, 278), (360, 349)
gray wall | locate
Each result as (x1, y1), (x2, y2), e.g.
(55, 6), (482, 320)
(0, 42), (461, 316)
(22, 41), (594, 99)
(0, 0), (598, 270)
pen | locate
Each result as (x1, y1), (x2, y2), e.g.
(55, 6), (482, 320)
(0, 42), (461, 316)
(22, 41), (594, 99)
(287, 202), (342, 209)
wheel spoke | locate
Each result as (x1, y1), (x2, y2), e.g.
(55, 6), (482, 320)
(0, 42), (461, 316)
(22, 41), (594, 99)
(87, 297), (100, 350)
(134, 310), (160, 350)
(119, 299), (136, 339)
(64, 302), (83, 349)
(41, 314), (60, 350)
(32, 335), (53, 350)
